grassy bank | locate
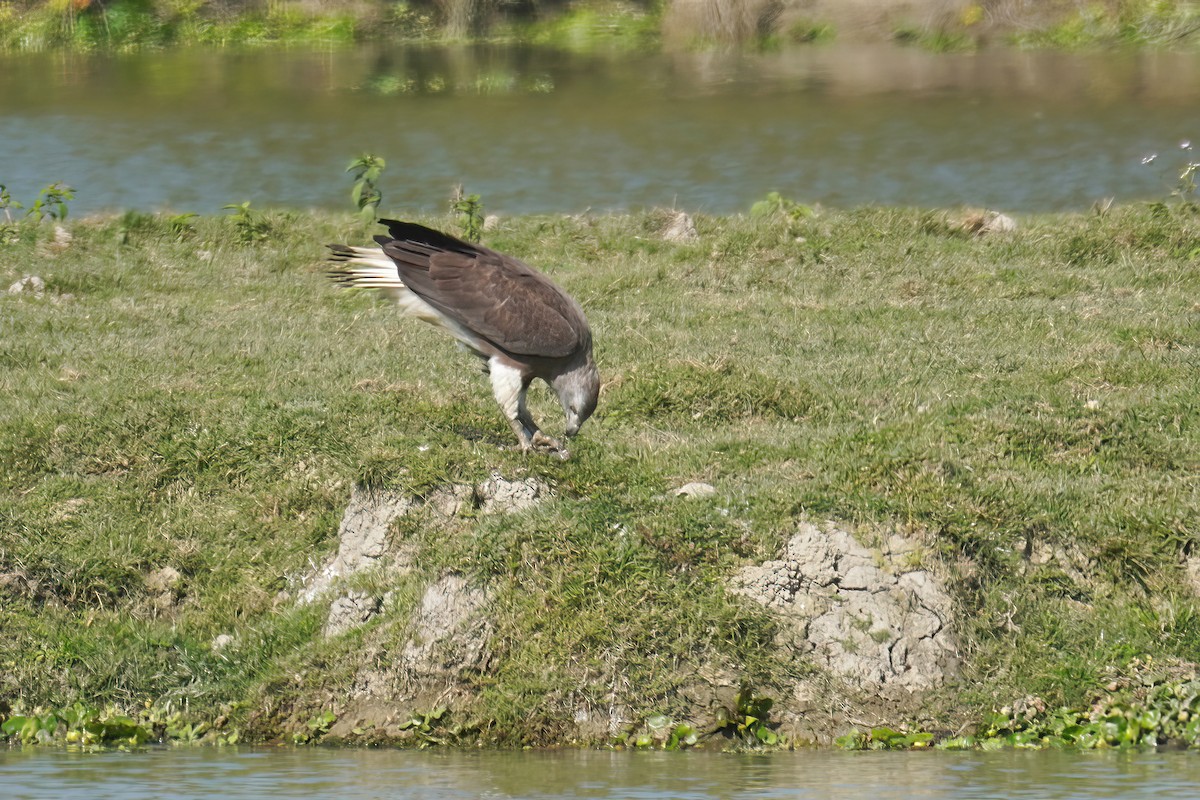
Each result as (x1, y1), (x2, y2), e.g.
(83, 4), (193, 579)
(1, 0), (1199, 52)
(1, 200), (1199, 748)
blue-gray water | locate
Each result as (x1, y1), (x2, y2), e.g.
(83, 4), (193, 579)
(2, 44), (1200, 217)
(3, 747), (1200, 799)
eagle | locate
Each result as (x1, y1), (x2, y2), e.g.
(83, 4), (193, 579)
(326, 219), (599, 455)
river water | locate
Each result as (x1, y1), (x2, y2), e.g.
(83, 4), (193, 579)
(2, 44), (1200, 216)
(3, 746), (1200, 799)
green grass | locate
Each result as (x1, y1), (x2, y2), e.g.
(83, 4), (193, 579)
(1012, 0), (1200, 49)
(1, 205), (1199, 744)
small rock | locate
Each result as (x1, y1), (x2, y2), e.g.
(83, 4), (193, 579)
(662, 211), (698, 243)
(146, 566), (182, 595)
(981, 211), (1017, 234)
(212, 634), (235, 651)
(960, 209), (1017, 236)
(673, 482), (716, 498)
(8, 275), (45, 297)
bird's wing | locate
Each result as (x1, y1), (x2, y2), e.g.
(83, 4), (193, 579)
(380, 242), (588, 360)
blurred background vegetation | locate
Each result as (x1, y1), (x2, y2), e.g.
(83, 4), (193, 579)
(1, 0), (1199, 51)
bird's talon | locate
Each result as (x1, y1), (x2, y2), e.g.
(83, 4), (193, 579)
(530, 432), (562, 452)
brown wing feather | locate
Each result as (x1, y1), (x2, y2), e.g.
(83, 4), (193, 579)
(379, 238), (588, 360)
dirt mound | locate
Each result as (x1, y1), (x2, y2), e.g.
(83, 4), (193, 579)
(298, 474), (548, 636)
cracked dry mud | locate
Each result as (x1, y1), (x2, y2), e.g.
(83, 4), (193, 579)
(732, 521), (959, 691)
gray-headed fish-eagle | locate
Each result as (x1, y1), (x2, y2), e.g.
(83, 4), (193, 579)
(326, 219), (599, 456)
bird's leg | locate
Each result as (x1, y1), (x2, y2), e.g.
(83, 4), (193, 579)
(518, 402), (565, 454)
(489, 361), (539, 450)
(518, 407), (562, 453)
(488, 361), (563, 454)
(490, 368), (534, 447)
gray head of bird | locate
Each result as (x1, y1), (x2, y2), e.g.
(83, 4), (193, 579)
(552, 357), (600, 438)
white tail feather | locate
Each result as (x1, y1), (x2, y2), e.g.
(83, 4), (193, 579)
(326, 245), (484, 348)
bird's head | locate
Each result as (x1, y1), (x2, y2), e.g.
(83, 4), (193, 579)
(554, 358), (600, 438)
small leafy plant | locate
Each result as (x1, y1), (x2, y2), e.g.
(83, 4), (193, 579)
(27, 182), (74, 222)
(0, 183), (21, 243)
(0, 181), (74, 239)
(1, 183), (22, 223)
(222, 200), (271, 244)
(451, 185), (484, 243)
(347, 153), (386, 223)
(749, 190), (812, 221)
(1142, 139), (1199, 214)
(168, 212), (199, 240)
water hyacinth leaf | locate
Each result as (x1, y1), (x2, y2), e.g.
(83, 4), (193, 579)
(756, 726), (777, 745)
(2, 715), (28, 735)
(1060, 724), (1085, 739)
(834, 732), (865, 750)
(935, 736), (976, 750)
(676, 725), (698, 746)
(870, 726), (900, 743)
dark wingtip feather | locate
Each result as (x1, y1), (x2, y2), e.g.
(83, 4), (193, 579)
(377, 219), (477, 254)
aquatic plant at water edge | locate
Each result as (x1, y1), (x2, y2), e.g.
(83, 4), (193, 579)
(835, 726), (934, 750)
(630, 714), (701, 750)
(397, 706), (452, 747)
(836, 661), (1200, 751)
(714, 687), (779, 747)
(293, 710), (337, 744)
(0, 701), (239, 748)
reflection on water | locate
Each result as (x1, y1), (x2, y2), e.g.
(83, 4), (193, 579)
(3, 747), (1200, 800)
(2, 45), (1199, 215)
